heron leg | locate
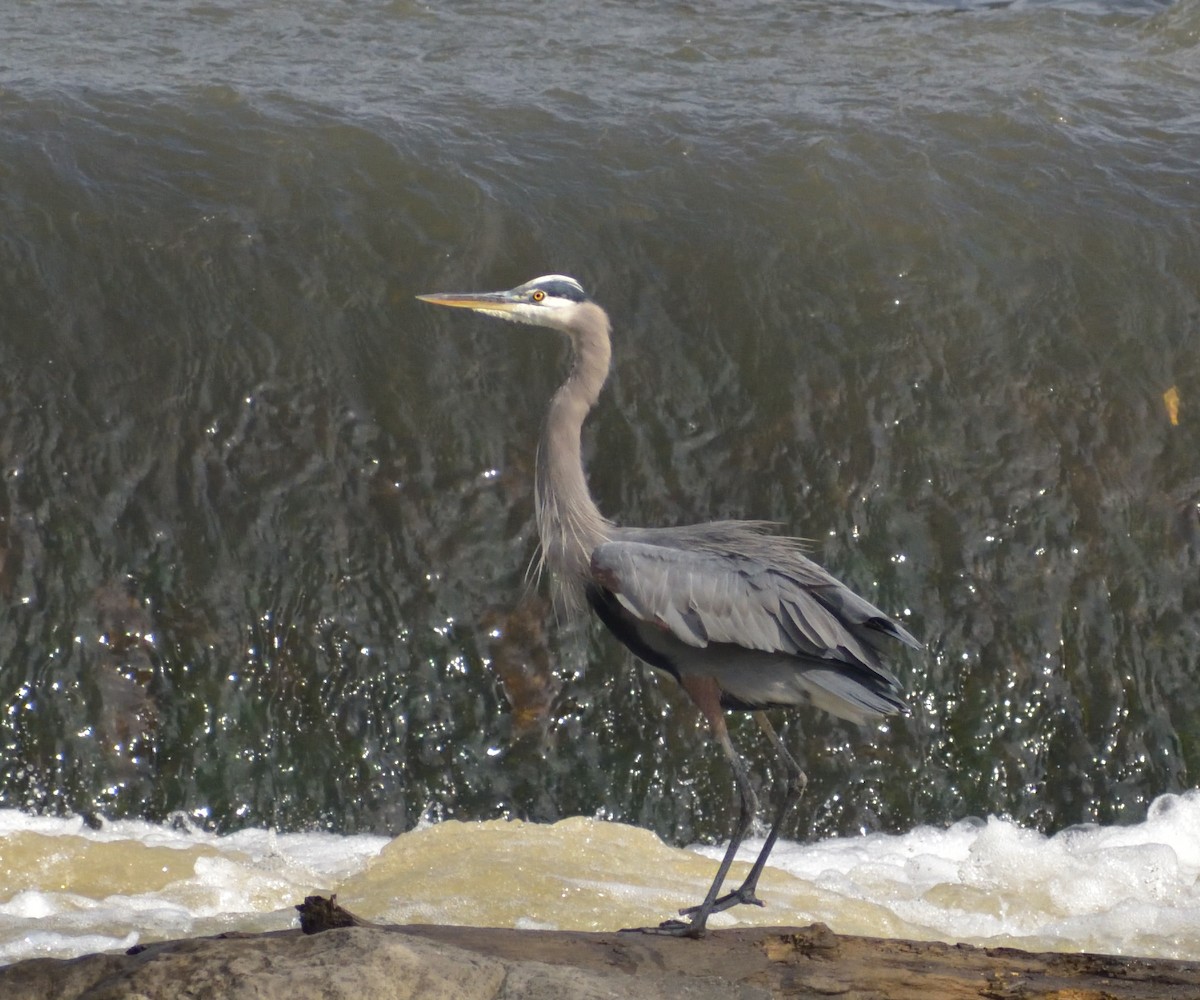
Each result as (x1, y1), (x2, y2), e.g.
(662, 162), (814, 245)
(644, 717), (758, 937)
(680, 711), (807, 917)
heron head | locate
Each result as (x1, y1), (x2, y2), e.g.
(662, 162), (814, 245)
(417, 275), (590, 331)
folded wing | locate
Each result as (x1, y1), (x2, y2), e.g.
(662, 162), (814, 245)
(589, 524), (917, 716)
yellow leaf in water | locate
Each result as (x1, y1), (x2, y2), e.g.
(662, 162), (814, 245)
(1164, 385), (1180, 426)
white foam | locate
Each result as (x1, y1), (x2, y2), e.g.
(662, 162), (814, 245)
(2, 792), (1199, 965)
(694, 789), (1200, 957)
(0, 812), (390, 964)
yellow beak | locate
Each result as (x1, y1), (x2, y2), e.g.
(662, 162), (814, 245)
(415, 291), (521, 315)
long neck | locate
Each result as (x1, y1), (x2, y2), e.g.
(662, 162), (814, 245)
(534, 302), (614, 612)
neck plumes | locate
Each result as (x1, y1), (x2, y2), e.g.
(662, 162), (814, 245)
(534, 301), (614, 614)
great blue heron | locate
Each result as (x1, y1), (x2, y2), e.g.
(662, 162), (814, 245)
(417, 274), (918, 936)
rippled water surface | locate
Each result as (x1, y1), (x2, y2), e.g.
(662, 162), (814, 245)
(1, 0), (1198, 869)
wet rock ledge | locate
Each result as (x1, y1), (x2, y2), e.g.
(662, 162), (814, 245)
(5, 909), (1200, 1000)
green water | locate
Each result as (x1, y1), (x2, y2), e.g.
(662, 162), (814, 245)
(1, 0), (1198, 845)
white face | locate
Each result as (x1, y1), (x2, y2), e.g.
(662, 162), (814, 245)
(496, 276), (588, 327)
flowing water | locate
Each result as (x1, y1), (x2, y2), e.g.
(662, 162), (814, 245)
(1, 0), (1199, 964)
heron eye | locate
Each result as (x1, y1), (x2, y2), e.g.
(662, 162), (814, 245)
(531, 290), (546, 302)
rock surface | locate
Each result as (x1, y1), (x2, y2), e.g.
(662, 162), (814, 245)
(5, 920), (1200, 999)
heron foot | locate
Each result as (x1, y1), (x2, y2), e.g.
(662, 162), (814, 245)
(679, 885), (765, 917)
(620, 917), (706, 938)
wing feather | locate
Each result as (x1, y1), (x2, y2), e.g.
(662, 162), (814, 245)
(590, 532), (915, 681)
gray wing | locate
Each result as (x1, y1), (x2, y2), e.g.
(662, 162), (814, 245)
(589, 526), (917, 717)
